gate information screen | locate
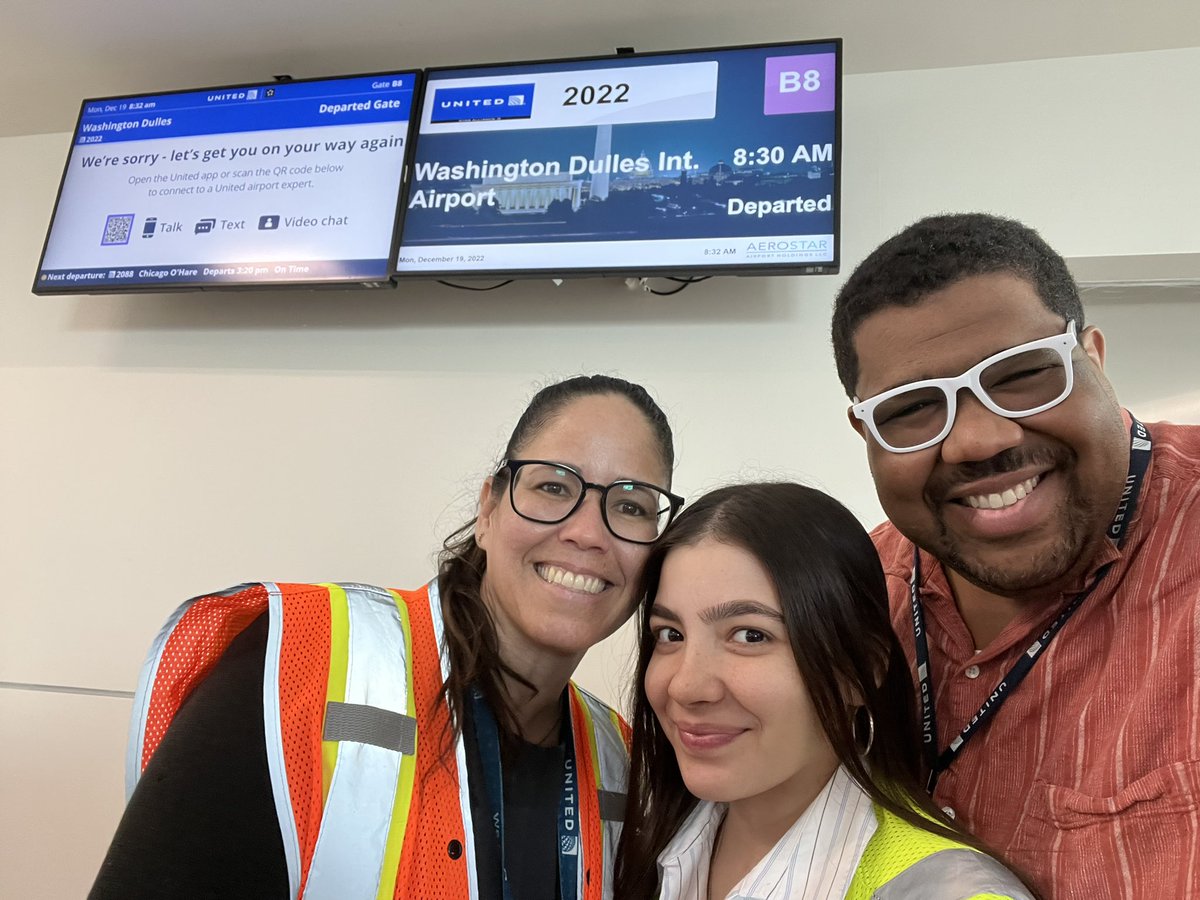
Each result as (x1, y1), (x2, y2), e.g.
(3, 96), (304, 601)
(35, 72), (418, 292)
(395, 40), (840, 278)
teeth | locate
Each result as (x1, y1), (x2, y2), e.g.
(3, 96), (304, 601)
(537, 565), (606, 595)
(964, 475), (1040, 510)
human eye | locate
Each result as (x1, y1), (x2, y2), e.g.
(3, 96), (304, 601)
(614, 497), (650, 518)
(993, 361), (1061, 386)
(877, 398), (934, 425)
(522, 465), (579, 499)
(731, 627), (770, 644)
(990, 369), (1058, 398)
(652, 625), (683, 643)
(609, 484), (659, 520)
(982, 348), (1067, 400)
(873, 387), (943, 426)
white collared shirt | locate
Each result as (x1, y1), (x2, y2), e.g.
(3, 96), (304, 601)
(656, 766), (878, 900)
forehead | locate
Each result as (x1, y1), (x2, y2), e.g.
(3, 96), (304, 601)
(658, 539), (779, 607)
(516, 393), (668, 483)
(852, 272), (1066, 399)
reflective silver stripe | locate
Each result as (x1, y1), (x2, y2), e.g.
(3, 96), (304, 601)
(262, 583), (304, 900)
(873, 847), (1035, 900)
(323, 700), (416, 755)
(125, 595), (190, 798)
(305, 584), (410, 900)
(573, 685), (630, 900)
(597, 790), (626, 822)
(125, 583), (258, 799)
(428, 579), (480, 900)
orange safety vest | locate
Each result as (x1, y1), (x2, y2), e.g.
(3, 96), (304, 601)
(127, 581), (632, 900)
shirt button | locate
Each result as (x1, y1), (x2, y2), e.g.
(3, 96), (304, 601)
(942, 806), (956, 820)
(965, 664), (981, 679)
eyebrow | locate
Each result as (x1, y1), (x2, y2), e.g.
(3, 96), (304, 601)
(649, 600), (784, 625)
(536, 460), (669, 489)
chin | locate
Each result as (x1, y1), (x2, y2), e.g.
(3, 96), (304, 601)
(682, 781), (735, 803)
(947, 541), (1084, 596)
(937, 516), (1098, 595)
(676, 768), (741, 804)
(531, 624), (606, 659)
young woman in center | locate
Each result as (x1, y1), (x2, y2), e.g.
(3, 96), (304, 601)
(615, 482), (1033, 900)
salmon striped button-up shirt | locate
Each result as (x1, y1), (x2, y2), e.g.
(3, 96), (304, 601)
(871, 418), (1200, 899)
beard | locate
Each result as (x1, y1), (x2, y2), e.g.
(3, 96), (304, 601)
(926, 448), (1105, 599)
(937, 520), (1096, 598)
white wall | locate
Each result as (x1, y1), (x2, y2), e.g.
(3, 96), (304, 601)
(2, 47), (1198, 899)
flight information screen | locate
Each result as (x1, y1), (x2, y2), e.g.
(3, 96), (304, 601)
(395, 40), (840, 278)
(34, 72), (418, 292)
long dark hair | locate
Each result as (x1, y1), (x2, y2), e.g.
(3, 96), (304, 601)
(615, 482), (972, 899)
(435, 374), (674, 750)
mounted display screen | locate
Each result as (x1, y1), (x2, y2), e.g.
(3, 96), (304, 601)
(33, 71), (419, 293)
(395, 40), (840, 279)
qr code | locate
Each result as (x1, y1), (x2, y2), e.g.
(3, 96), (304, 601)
(101, 213), (135, 246)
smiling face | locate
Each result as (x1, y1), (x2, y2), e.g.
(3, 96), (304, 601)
(644, 538), (839, 818)
(850, 272), (1129, 598)
(475, 393), (671, 671)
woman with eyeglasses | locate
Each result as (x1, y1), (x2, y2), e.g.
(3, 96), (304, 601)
(614, 483), (1034, 900)
(91, 375), (681, 900)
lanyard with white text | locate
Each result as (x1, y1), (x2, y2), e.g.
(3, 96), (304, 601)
(913, 415), (1152, 794)
(470, 687), (580, 900)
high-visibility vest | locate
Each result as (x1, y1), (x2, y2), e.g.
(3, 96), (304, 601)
(127, 581), (631, 900)
(846, 804), (1034, 900)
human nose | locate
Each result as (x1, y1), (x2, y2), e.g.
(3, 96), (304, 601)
(556, 487), (609, 549)
(939, 389), (1024, 465)
(664, 641), (723, 706)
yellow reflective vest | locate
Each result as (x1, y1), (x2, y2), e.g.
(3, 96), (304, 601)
(847, 805), (1034, 900)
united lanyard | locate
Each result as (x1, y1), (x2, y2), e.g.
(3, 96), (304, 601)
(470, 688), (581, 900)
(912, 416), (1152, 794)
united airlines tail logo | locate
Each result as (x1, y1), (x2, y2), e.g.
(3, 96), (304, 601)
(430, 84), (535, 124)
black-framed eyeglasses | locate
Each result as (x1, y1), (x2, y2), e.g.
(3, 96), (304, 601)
(498, 459), (684, 544)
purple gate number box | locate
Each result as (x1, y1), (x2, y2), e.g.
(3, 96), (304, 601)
(763, 53), (837, 115)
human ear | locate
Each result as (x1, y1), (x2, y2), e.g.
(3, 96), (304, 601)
(847, 406), (866, 439)
(475, 476), (498, 547)
(1080, 325), (1107, 370)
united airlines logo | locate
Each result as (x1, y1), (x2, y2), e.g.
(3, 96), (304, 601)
(430, 83), (535, 124)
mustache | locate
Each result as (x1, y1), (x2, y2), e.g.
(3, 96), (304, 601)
(933, 446), (1068, 494)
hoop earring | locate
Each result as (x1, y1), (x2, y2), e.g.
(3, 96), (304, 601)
(854, 705), (875, 757)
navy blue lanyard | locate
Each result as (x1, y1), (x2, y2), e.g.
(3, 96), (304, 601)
(470, 688), (580, 900)
(912, 416), (1152, 794)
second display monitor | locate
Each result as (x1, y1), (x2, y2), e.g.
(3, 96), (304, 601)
(395, 40), (842, 279)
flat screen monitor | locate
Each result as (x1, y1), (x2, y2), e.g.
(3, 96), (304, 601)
(33, 71), (420, 293)
(395, 40), (840, 279)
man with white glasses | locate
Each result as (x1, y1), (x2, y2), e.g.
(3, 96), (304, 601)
(831, 213), (1200, 899)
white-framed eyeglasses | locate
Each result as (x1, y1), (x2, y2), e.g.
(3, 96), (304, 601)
(851, 321), (1078, 454)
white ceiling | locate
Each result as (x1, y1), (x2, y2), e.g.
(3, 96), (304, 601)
(5, 0), (1200, 139)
